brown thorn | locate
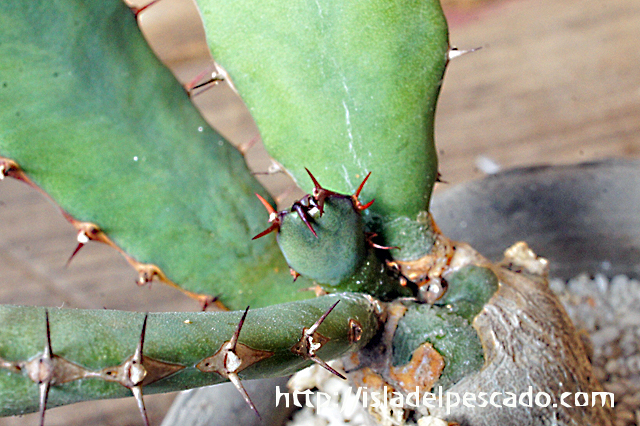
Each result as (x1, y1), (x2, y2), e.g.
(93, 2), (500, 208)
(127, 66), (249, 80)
(65, 242), (85, 268)
(38, 310), (53, 426)
(126, 315), (150, 425)
(131, 386), (150, 426)
(228, 373), (261, 420)
(291, 300), (344, 379)
(0, 157), (22, 181)
(304, 168), (337, 216)
(189, 76), (225, 97)
(292, 203), (317, 238)
(185, 66), (224, 93)
(38, 381), (49, 426)
(134, 314), (148, 364)
(189, 76), (224, 95)
(43, 310), (52, 360)
(195, 307), (270, 419)
(252, 222), (280, 240)
(310, 356), (346, 380)
(290, 268), (301, 282)
(200, 296), (226, 312)
(308, 300), (339, 335)
(304, 168), (323, 195)
(65, 226), (92, 268)
(435, 172), (448, 184)
(230, 307), (250, 351)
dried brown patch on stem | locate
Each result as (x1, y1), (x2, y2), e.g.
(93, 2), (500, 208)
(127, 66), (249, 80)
(388, 341), (445, 395)
(395, 216), (457, 303)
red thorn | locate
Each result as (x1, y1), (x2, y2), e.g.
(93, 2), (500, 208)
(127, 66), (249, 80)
(353, 172), (374, 210)
(356, 198), (375, 211)
(354, 172), (372, 199)
(293, 203), (317, 238)
(255, 193), (276, 216)
(253, 194), (281, 240)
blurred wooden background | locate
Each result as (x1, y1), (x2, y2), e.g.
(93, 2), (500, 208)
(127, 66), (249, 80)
(0, 0), (638, 424)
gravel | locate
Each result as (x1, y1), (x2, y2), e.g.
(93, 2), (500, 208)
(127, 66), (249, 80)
(551, 273), (640, 426)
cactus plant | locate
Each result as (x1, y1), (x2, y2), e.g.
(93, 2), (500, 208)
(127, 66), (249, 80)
(0, 0), (614, 425)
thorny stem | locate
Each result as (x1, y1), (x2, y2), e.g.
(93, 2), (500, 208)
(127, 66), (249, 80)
(0, 295), (379, 420)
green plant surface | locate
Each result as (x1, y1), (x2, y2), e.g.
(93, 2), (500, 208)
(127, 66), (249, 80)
(0, 0), (315, 310)
(277, 195), (367, 286)
(436, 265), (499, 321)
(392, 303), (485, 391)
(0, 293), (379, 416)
(196, 0), (449, 259)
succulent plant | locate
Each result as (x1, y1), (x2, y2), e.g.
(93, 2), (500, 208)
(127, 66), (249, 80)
(0, 0), (614, 425)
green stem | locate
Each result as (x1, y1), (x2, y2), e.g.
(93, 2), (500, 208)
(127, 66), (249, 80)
(0, 293), (379, 416)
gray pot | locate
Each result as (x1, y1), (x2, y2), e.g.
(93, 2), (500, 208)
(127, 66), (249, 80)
(431, 159), (640, 280)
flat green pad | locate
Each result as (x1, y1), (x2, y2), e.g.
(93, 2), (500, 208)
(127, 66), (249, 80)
(0, 0), (311, 309)
(197, 0), (449, 258)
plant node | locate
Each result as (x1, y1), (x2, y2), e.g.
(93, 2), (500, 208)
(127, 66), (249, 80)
(196, 307), (274, 418)
(290, 301), (346, 379)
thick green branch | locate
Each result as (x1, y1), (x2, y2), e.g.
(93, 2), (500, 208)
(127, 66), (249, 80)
(0, 293), (379, 416)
